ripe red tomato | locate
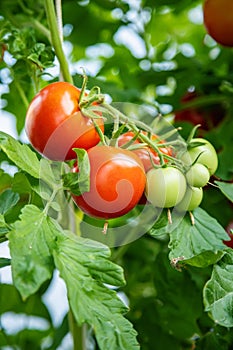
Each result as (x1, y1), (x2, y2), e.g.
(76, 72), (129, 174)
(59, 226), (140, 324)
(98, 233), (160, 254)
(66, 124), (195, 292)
(72, 145), (146, 219)
(203, 0), (233, 47)
(223, 221), (233, 248)
(174, 91), (224, 132)
(118, 131), (172, 172)
(25, 82), (104, 161)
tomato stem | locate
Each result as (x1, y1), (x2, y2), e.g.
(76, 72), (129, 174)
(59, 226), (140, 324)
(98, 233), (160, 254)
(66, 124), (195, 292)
(101, 102), (188, 167)
(186, 124), (201, 144)
(189, 211), (195, 225)
(68, 310), (87, 350)
(93, 119), (107, 145)
(167, 208), (172, 224)
(102, 221), (109, 234)
(14, 80), (30, 109)
(44, 0), (73, 84)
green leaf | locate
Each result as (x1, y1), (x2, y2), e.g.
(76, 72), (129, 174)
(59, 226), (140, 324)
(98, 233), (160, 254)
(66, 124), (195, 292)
(0, 169), (12, 192)
(0, 214), (8, 237)
(7, 205), (54, 300)
(148, 209), (170, 238)
(0, 133), (61, 187)
(0, 188), (20, 214)
(203, 250), (233, 327)
(12, 172), (32, 194)
(0, 132), (40, 179)
(0, 258), (11, 268)
(53, 231), (139, 350)
(168, 207), (229, 267)
(215, 181), (233, 203)
(39, 158), (61, 187)
(62, 148), (90, 196)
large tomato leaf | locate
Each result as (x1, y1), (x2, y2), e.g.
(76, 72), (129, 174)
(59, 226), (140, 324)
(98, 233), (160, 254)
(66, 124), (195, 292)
(7, 204), (139, 349)
(53, 231), (140, 350)
(168, 208), (228, 267)
(7, 205), (54, 300)
(215, 181), (233, 203)
(203, 249), (233, 327)
(148, 207), (228, 267)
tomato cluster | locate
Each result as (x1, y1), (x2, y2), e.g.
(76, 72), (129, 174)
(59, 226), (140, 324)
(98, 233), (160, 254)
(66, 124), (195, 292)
(25, 82), (219, 221)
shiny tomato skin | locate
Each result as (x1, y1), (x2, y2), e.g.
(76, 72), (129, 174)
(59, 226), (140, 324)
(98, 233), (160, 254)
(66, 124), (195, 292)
(72, 145), (146, 219)
(175, 186), (203, 212)
(118, 131), (172, 172)
(181, 138), (218, 176)
(25, 82), (104, 161)
(203, 0), (233, 47)
(145, 167), (187, 208)
(186, 163), (210, 188)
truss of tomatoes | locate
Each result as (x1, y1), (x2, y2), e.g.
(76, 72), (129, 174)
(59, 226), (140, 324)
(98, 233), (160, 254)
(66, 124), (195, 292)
(25, 82), (218, 221)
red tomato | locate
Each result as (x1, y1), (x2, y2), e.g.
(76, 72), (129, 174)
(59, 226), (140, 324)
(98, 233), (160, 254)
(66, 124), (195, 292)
(203, 0), (233, 47)
(223, 221), (233, 248)
(72, 145), (146, 219)
(25, 82), (104, 161)
(174, 91), (224, 131)
(118, 131), (172, 172)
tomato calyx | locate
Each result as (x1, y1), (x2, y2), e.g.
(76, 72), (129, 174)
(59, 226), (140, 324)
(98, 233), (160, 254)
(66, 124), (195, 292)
(78, 74), (105, 119)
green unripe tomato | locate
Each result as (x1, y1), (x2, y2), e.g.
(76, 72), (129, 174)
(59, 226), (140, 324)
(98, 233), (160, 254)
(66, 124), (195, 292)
(182, 138), (218, 175)
(176, 186), (203, 212)
(145, 167), (187, 208)
(186, 163), (210, 188)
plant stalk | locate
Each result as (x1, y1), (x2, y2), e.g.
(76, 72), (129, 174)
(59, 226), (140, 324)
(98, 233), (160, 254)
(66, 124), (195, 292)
(68, 310), (87, 350)
(44, 0), (73, 84)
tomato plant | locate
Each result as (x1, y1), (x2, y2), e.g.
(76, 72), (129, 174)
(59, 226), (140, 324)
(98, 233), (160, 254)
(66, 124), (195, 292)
(145, 167), (187, 208)
(25, 82), (104, 161)
(72, 145), (146, 219)
(1, 0), (233, 349)
(203, 0), (233, 47)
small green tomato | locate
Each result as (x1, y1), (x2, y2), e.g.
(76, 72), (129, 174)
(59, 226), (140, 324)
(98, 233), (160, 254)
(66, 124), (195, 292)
(186, 163), (210, 188)
(182, 138), (218, 175)
(145, 166), (187, 208)
(175, 186), (203, 212)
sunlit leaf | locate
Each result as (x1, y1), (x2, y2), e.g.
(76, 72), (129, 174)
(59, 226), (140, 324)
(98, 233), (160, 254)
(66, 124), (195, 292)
(8, 205), (54, 299)
(53, 231), (139, 350)
(168, 207), (228, 267)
